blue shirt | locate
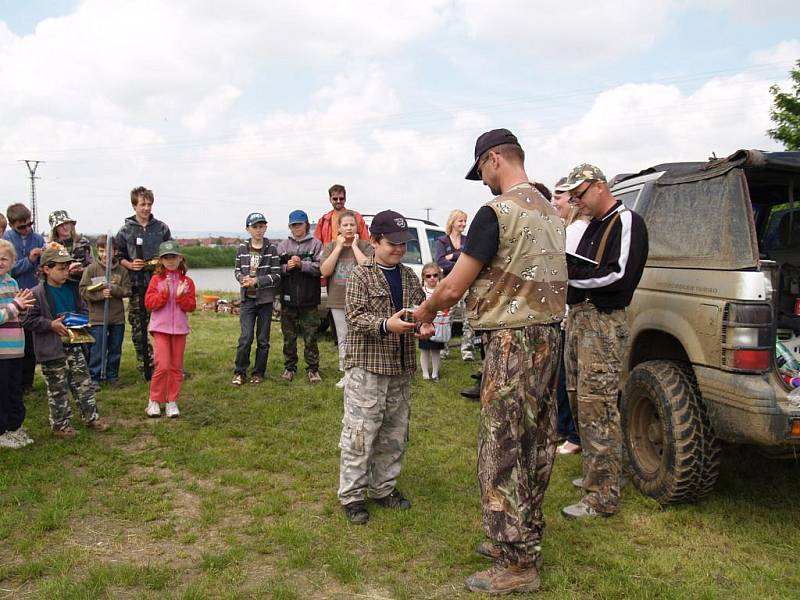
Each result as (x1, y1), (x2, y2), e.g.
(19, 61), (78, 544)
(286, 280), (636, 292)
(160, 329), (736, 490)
(46, 283), (77, 316)
(378, 264), (403, 312)
(3, 228), (45, 290)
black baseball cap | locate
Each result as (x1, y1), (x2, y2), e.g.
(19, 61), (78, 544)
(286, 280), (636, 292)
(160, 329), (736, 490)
(465, 128), (521, 180)
(370, 210), (414, 244)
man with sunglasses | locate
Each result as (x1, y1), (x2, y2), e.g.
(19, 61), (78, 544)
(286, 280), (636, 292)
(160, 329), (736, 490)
(4, 203), (46, 391)
(555, 164), (648, 520)
(415, 128), (567, 594)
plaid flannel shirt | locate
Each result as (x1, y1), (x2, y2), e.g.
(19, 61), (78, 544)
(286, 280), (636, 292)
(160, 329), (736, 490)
(344, 255), (425, 375)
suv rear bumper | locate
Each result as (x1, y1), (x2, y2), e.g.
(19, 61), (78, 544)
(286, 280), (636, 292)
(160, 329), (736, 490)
(694, 366), (800, 446)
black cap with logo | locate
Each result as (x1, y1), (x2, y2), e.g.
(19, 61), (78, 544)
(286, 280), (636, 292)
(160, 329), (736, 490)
(370, 210), (414, 244)
(465, 128), (521, 181)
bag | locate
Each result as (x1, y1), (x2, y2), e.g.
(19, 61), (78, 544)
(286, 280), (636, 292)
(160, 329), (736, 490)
(430, 310), (452, 344)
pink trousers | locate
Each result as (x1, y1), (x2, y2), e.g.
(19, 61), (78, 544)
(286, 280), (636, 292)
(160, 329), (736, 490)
(149, 333), (186, 404)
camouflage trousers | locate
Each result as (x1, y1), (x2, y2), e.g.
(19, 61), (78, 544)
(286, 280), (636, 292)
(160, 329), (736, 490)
(338, 367), (411, 505)
(478, 323), (560, 567)
(128, 293), (154, 375)
(41, 345), (99, 431)
(565, 302), (628, 514)
(280, 305), (319, 372)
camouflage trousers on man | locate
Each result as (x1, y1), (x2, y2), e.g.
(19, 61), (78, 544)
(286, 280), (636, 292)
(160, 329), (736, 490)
(338, 367), (411, 505)
(478, 323), (561, 567)
(41, 345), (99, 432)
(280, 305), (320, 372)
(565, 301), (628, 515)
(128, 293), (154, 375)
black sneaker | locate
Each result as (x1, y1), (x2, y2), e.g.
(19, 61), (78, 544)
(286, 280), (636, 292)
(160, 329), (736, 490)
(342, 501), (369, 524)
(374, 489), (411, 510)
(460, 382), (481, 400)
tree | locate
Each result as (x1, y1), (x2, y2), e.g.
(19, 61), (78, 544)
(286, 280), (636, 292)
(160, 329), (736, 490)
(768, 59), (800, 151)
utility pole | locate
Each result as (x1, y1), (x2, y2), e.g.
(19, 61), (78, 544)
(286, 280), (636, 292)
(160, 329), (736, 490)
(20, 160), (44, 232)
(424, 207), (432, 222)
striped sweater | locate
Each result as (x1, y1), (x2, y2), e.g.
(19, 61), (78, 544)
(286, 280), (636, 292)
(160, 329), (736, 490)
(0, 274), (25, 358)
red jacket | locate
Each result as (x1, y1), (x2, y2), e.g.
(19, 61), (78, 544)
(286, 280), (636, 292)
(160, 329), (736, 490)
(145, 271), (196, 335)
(313, 209), (370, 245)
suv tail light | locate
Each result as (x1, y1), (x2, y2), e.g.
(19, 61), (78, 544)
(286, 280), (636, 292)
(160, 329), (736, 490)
(721, 302), (772, 372)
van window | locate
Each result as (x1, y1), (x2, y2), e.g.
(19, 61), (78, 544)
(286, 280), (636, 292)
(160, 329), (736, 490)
(403, 230), (423, 264)
(426, 229), (443, 262)
(615, 189), (640, 209)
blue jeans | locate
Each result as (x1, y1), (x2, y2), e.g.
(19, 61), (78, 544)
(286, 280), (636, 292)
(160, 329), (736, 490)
(235, 300), (273, 376)
(88, 324), (125, 382)
(557, 330), (580, 445)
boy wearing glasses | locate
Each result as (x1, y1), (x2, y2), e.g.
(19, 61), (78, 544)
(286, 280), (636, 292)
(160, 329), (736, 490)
(3, 203), (45, 391)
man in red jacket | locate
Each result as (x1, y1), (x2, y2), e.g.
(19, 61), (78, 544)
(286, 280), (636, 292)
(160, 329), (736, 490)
(313, 184), (369, 245)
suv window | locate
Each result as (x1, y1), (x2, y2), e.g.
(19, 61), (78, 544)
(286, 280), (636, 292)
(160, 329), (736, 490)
(403, 230), (423, 264)
(425, 229), (441, 263)
(615, 189), (640, 209)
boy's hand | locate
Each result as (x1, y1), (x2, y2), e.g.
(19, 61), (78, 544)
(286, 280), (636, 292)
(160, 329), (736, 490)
(241, 276), (256, 288)
(29, 247), (42, 261)
(68, 262), (83, 274)
(386, 309), (416, 334)
(415, 322), (435, 339)
(102, 287), (112, 299)
(51, 316), (69, 337)
(13, 288), (35, 310)
(286, 256), (301, 270)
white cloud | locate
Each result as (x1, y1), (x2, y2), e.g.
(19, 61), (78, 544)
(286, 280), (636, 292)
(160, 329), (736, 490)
(456, 0), (677, 63)
(751, 40), (800, 70)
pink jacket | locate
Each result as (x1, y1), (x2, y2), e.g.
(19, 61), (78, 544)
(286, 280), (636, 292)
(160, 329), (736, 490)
(145, 271), (196, 335)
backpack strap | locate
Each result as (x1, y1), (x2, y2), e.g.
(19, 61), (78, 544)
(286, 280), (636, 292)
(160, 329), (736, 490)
(593, 209), (624, 270)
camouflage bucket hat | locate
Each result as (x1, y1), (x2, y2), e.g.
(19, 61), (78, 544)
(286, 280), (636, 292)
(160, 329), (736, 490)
(158, 240), (182, 257)
(48, 210), (76, 230)
(41, 242), (73, 264)
(556, 163), (607, 192)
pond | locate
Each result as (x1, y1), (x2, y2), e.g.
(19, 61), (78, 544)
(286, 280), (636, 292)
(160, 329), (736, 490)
(190, 267), (238, 292)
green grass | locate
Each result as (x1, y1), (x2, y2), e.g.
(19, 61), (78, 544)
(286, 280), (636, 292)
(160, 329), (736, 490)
(181, 246), (238, 269)
(2, 301), (800, 598)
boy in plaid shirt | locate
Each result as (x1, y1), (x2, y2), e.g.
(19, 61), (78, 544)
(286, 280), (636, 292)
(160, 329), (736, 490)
(337, 210), (434, 525)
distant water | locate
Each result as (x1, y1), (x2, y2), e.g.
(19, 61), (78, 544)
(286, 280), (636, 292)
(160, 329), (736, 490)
(191, 267), (238, 292)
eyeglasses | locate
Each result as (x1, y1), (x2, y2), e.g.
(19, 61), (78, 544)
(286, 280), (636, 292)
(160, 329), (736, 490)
(475, 152), (492, 179)
(424, 273), (439, 279)
(14, 221), (33, 231)
(568, 181), (595, 205)
(330, 196), (345, 202)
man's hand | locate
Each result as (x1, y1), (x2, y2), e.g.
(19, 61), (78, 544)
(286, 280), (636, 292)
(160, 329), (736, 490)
(386, 309), (416, 334)
(415, 322), (435, 339)
(29, 247), (42, 262)
(68, 262), (83, 274)
(129, 258), (146, 271)
(51, 316), (69, 337)
(413, 301), (436, 325)
(14, 288), (35, 310)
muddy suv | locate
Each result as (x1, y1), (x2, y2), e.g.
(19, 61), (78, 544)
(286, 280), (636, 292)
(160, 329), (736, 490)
(610, 149), (800, 505)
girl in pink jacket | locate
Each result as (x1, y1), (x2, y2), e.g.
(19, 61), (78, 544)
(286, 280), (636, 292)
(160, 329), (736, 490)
(144, 241), (196, 418)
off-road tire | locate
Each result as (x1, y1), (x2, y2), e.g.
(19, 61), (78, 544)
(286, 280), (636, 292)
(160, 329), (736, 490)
(621, 360), (721, 505)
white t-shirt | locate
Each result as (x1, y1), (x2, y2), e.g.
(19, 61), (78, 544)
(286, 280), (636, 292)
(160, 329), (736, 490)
(566, 219), (590, 254)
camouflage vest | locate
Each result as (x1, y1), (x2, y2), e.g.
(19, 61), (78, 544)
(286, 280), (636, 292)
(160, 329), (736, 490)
(466, 183), (567, 330)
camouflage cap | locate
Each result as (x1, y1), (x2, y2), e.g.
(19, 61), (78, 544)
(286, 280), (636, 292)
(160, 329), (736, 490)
(556, 163), (607, 192)
(48, 209), (76, 230)
(41, 242), (73, 264)
(158, 240), (182, 257)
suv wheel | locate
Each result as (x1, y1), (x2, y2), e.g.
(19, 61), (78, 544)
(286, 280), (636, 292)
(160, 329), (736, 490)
(621, 360), (721, 505)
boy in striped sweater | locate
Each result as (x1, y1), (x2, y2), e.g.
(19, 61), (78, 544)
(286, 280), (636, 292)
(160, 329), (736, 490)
(0, 239), (36, 449)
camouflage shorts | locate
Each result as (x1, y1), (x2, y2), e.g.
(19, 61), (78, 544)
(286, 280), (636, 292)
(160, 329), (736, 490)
(478, 323), (560, 566)
(565, 302), (628, 514)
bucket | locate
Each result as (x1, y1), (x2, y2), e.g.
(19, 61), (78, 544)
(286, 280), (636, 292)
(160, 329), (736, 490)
(202, 294), (220, 305)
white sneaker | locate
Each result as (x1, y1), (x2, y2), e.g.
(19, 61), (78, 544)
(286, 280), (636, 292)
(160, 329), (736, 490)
(146, 401), (161, 418)
(0, 431), (26, 449)
(335, 376), (346, 389)
(165, 402), (180, 418)
(10, 427), (34, 446)
(462, 351), (475, 361)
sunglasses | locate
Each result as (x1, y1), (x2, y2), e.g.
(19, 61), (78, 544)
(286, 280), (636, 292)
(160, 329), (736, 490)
(475, 152), (492, 179)
(14, 221), (33, 231)
(424, 273), (440, 279)
(568, 181), (595, 205)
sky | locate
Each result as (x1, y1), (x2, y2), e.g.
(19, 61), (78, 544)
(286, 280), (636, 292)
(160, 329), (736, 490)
(0, 0), (798, 237)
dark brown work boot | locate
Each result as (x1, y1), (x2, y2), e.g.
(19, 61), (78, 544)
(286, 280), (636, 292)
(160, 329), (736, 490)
(465, 561), (540, 594)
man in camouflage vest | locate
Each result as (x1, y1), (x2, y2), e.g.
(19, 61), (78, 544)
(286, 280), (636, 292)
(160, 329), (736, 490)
(415, 129), (566, 595)
(557, 164), (648, 519)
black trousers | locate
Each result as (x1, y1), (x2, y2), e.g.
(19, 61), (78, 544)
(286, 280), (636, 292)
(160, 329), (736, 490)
(0, 357), (26, 433)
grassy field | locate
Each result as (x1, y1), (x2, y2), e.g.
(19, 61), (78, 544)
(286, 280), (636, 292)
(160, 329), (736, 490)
(1, 299), (799, 599)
